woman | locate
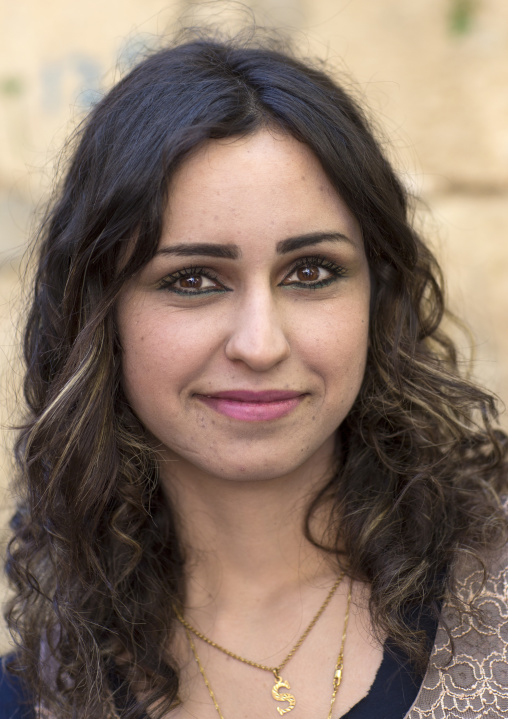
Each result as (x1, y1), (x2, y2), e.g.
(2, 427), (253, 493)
(2, 33), (507, 719)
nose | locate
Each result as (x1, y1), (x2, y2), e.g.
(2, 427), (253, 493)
(224, 289), (291, 371)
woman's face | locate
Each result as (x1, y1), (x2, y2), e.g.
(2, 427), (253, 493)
(116, 131), (371, 484)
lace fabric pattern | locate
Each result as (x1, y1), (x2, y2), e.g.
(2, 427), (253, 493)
(407, 543), (508, 719)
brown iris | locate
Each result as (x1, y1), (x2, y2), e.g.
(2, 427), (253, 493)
(180, 275), (202, 289)
(296, 265), (320, 282)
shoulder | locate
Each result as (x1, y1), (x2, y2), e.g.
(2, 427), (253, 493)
(407, 530), (508, 718)
(0, 655), (35, 719)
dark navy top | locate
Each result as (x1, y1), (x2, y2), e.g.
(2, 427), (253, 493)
(0, 659), (34, 719)
(0, 610), (438, 719)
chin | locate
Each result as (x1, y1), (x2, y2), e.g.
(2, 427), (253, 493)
(218, 464), (302, 483)
(158, 439), (336, 487)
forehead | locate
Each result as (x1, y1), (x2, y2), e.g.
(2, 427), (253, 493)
(162, 130), (362, 251)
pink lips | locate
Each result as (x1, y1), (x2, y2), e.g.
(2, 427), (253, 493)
(196, 390), (305, 421)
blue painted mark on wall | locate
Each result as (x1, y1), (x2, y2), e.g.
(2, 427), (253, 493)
(41, 53), (103, 112)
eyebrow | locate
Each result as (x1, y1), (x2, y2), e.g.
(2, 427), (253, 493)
(155, 232), (354, 260)
(155, 243), (240, 259)
(276, 231), (354, 254)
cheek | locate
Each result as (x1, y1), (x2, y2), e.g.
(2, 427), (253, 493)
(118, 308), (207, 406)
(294, 302), (369, 381)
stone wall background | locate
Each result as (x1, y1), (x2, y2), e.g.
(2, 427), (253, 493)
(0, 0), (507, 651)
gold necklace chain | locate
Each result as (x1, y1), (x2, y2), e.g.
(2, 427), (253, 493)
(174, 571), (345, 676)
(183, 579), (352, 719)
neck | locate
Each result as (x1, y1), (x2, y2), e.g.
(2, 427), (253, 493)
(159, 442), (339, 613)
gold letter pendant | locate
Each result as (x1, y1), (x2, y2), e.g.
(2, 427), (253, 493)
(272, 673), (296, 715)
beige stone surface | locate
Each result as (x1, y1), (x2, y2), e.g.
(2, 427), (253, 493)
(0, 0), (507, 654)
(429, 194), (508, 414)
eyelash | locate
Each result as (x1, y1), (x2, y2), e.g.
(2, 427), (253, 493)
(157, 256), (347, 296)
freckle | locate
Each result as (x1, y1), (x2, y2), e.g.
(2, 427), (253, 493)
(312, 416), (316, 421)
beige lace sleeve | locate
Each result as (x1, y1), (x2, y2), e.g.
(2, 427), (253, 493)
(407, 542), (508, 719)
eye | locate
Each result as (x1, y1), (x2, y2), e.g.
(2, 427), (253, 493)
(291, 264), (324, 282)
(174, 273), (216, 291)
(281, 257), (346, 289)
(157, 267), (228, 295)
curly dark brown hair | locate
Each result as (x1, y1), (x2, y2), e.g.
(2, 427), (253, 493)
(4, 31), (508, 719)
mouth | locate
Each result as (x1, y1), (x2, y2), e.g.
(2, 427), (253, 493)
(195, 390), (307, 421)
